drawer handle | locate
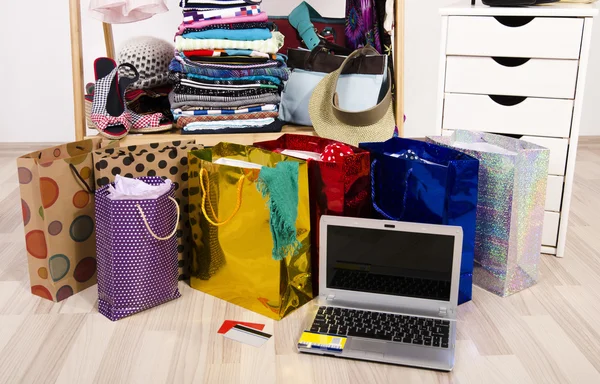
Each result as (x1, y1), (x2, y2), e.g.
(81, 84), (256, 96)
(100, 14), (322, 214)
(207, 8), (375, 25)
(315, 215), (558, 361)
(488, 95), (527, 106)
(493, 16), (535, 28)
(492, 57), (530, 67)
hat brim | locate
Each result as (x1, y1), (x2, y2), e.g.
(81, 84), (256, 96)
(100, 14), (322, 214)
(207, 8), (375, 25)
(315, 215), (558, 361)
(308, 69), (396, 147)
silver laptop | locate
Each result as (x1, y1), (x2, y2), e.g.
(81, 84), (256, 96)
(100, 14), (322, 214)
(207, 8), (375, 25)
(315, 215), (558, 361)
(297, 215), (463, 371)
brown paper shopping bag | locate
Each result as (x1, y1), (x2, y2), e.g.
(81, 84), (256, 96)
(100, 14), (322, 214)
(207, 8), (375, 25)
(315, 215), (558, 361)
(93, 140), (203, 280)
(17, 138), (102, 302)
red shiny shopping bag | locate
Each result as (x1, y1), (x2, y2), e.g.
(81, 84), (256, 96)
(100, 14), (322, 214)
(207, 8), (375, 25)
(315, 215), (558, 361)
(254, 134), (371, 295)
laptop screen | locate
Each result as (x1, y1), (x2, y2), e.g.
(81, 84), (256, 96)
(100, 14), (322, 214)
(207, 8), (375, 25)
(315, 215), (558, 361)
(326, 225), (455, 301)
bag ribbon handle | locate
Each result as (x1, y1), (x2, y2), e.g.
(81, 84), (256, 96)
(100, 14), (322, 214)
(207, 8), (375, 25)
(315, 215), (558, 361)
(199, 168), (245, 227)
(136, 196), (180, 241)
(371, 159), (413, 221)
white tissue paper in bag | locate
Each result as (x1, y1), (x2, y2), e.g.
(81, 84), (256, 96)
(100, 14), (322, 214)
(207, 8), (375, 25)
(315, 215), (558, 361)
(213, 158), (263, 169)
(107, 175), (173, 200)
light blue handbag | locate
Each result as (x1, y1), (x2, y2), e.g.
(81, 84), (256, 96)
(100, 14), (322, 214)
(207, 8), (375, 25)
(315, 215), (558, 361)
(280, 52), (387, 126)
(277, 1), (387, 126)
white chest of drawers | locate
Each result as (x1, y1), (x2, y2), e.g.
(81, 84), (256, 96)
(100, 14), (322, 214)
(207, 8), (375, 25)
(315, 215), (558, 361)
(435, 4), (598, 257)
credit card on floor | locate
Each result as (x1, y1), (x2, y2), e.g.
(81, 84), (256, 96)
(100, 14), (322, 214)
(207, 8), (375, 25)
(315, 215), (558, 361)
(223, 324), (272, 347)
(217, 320), (265, 334)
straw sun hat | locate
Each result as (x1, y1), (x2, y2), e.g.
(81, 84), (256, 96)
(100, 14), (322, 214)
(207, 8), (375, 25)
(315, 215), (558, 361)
(308, 46), (396, 146)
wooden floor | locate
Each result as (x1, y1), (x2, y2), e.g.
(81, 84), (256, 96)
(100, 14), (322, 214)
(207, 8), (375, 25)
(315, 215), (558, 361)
(1, 139), (600, 384)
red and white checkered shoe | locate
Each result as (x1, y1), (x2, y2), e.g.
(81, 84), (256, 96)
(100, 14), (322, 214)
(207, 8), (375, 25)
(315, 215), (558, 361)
(90, 59), (139, 140)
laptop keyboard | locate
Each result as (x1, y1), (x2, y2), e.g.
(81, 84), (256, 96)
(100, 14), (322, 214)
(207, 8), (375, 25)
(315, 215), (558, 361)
(309, 306), (450, 348)
(329, 269), (451, 301)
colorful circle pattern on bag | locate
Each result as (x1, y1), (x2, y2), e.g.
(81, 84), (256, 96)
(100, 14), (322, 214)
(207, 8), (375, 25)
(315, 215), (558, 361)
(80, 166), (92, 179)
(65, 141), (94, 165)
(73, 257), (97, 282)
(40, 177), (59, 208)
(69, 215), (94, 242)
(48, 221), (63, 236)
(26, 230), (47, 259)
(22, 199), (30, 226)
(18, 167), (32, 184)
(56, 285), (74, 301)
(21, 144), (99, 303)
(73, 190), (90, 209)
(49, 254), (70, 282)
(38, 267), (48, 279)
(31, 285), (52, 300)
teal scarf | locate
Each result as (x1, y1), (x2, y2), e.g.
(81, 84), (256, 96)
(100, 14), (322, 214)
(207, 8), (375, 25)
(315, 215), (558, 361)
(256, 161), (301, 261)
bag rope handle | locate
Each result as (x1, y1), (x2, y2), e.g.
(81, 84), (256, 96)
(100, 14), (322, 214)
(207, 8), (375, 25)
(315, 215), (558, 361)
(136, 196), (180, 241)
(199, 168), (245, 227)
(69, 163), (94, 194)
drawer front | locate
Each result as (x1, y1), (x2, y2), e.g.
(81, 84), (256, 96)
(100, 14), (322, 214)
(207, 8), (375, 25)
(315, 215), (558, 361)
(443, 93), (573, 138)
(545, 175), (564, 212)
(447, 16), (584, 60)
(543, 211), (560, 247)
(445, 56), (579, 99)
(519, 136), (569, 176)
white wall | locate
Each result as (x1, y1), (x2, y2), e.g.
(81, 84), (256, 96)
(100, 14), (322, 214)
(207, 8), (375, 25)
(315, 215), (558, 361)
(0, 0), (598, 142)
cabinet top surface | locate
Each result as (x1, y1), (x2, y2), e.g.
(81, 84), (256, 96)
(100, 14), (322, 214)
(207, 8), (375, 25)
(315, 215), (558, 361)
(441, 3), (598, 17)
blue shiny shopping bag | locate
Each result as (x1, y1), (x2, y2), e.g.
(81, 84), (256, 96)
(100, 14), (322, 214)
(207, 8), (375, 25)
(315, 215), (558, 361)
(359, 138), (479, 304)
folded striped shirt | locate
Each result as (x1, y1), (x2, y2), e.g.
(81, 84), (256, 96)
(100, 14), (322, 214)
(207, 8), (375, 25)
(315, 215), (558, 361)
(176, 113), (278, 128)
(180, 103), (267, 111)
(180, 22), (271, 34)
(180, 78), (278, 91)
(181, 119), (284, 135)
(179, 73), (284, 86)
(173, 104), (278, 117)
(170, 72), (281, 87)
(168, 90), (281, 108)
(176, 12), (268, 35)
(175, 52), (282, 69)
(183, 6), (261, 24)
(182, 118), (276, 131)
(180, 0), (260, 8)
(170, 60), (289, 81)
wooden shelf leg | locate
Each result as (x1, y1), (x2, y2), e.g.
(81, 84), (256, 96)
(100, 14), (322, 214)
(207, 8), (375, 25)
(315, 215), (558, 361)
(103, 23), (116, 59)
(395, 0), (405, 137)
(69, 0), (86, 141)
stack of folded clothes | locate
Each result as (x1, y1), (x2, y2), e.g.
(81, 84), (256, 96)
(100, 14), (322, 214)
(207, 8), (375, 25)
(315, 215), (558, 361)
(170, 0), (289, 134)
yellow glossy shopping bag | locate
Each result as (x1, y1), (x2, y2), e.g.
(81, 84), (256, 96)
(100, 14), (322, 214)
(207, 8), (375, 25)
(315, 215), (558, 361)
(188, 143), (312, 320)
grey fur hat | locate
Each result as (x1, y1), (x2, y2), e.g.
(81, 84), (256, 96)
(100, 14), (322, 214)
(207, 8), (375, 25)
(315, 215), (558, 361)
(117, 36), (174, 90)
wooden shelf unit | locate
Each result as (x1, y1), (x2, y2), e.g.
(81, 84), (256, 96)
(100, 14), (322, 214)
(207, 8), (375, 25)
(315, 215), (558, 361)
(84, 125), (316, 146)
(69, 0), (405, 144)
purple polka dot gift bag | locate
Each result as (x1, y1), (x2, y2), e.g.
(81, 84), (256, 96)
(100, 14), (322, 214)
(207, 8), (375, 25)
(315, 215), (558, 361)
(95, 176), (181, 321)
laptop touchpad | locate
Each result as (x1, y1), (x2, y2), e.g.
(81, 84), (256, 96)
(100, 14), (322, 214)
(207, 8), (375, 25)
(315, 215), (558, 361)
(350, 339), (387, 353)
